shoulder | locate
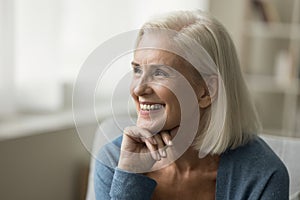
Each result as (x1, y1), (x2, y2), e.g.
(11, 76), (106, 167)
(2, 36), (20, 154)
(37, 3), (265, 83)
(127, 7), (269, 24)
(96, 135), (123, 169)
(221, 135), (288, 172)
(217, 136), (289, 199)
(94, 135), (123, 191)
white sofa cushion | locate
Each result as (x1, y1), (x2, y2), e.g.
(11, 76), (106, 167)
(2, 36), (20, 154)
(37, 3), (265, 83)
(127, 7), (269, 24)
(261, 134), (300, 199)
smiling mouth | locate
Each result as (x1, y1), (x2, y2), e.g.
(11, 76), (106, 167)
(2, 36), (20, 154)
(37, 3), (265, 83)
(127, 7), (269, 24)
(139, 103), (165, 111)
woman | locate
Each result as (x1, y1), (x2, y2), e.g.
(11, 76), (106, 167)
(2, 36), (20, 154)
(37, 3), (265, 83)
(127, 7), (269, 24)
(94, 10), (289, 199)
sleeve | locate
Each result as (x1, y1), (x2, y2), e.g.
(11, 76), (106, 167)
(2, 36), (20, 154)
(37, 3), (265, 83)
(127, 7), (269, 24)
(259, 167), (290, 200)
(94, 159), (157, 200)
(94, 159), (114, 200)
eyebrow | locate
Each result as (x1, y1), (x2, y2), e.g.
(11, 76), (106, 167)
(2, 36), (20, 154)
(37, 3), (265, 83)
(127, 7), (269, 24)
(131, 61), (167, 68)
(131, 61), (140, 66)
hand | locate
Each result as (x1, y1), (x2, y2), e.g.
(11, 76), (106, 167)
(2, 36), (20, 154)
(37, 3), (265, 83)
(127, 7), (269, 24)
(118, 126), (173, 173)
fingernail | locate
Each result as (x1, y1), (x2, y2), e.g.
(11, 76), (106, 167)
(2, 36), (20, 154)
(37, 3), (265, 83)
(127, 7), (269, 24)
(168, 140), (173, 146)
(160, 149), (166, 157)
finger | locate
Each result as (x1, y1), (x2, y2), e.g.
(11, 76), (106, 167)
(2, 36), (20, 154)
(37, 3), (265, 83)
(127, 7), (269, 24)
(124, 126), (157, 145)
(161, 131), (173, 146)
(138, 128), (157, 145)
(154, 134), (167, 158)
(145, 139), (160, 161)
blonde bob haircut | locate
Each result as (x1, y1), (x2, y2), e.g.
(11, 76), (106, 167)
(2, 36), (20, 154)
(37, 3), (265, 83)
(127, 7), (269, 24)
(135, 10), (261, 156)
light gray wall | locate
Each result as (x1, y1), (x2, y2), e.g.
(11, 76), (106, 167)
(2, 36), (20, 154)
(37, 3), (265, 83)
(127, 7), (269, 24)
(208, 0), (248, 59)
(0, 125), (97, 200)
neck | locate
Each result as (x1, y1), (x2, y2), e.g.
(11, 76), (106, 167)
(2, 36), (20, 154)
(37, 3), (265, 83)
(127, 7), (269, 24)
(168, 146), (220, 174)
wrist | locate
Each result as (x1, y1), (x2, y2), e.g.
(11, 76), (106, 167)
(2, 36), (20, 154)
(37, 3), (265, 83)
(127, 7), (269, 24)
(118, 155), (154, 173)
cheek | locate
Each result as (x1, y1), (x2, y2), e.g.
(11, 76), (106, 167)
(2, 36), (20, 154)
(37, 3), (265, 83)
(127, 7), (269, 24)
(157, 88), (178, 107)
(160, 90), (180, 115)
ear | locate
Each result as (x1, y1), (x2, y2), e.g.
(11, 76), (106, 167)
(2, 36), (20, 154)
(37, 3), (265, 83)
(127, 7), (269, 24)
(198, 75), (218, 109)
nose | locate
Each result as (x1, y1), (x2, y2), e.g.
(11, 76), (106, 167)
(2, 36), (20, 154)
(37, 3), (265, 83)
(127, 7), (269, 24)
(133, 80), (153, 96)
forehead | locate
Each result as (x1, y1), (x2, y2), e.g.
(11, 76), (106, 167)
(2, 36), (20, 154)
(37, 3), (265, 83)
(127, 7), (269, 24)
(134, 34), (203, 84)
(134, 33), (182, 67)
(134, 47), (199, 79)
(133, 48), (182, 68)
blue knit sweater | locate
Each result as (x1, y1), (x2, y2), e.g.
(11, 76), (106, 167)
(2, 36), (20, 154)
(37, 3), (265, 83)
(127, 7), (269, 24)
(94, 136), (289, 200)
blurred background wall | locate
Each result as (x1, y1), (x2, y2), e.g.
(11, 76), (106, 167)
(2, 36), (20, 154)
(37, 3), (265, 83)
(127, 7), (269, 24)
(0, 0), (206, 199)
(0, 0), (299, 199)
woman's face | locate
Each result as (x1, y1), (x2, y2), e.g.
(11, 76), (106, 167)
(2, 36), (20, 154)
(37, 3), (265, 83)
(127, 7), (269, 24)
(130, 48), (181, 133)
(130, 40), (202, 133)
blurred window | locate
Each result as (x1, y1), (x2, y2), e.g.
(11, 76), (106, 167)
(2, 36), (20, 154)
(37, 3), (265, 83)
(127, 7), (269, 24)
(0, 0), (207, 114)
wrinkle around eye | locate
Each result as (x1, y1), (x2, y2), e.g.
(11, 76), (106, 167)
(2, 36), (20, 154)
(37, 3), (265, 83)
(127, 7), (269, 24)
(153, 69), (169, 77)
(133, 67), (142, 75)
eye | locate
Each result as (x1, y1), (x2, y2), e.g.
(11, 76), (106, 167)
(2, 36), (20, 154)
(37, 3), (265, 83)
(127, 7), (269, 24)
(154, 69), (169, 77)
(133, 66), (142, 75)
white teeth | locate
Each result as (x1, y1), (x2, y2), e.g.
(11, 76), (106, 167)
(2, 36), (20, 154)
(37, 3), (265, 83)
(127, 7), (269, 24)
(140, 103), (164, 111)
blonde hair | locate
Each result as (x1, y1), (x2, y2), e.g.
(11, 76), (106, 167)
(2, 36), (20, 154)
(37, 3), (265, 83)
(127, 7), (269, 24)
(135, 10), (261, 155)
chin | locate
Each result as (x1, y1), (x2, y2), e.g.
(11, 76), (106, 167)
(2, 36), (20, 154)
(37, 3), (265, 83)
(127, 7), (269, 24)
(136, 116), (168, 134)
(137, 117), (180, 134)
